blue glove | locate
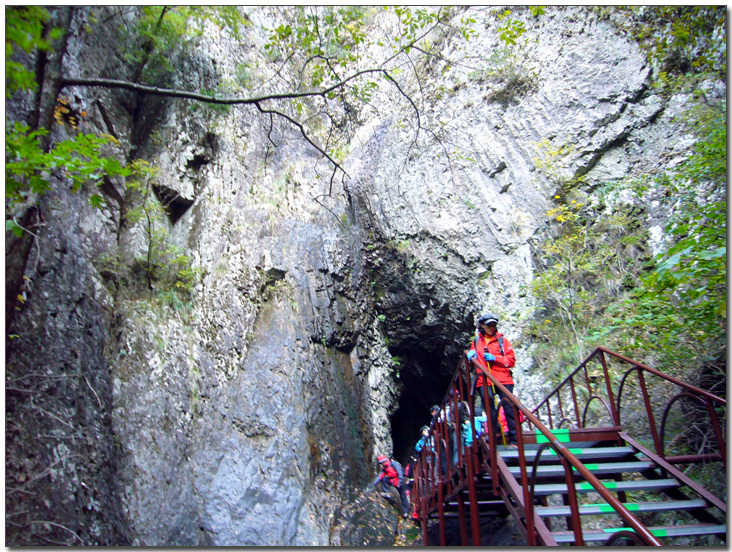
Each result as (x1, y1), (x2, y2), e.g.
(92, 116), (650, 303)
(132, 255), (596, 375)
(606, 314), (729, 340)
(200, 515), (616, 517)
(467, 350), (477, 361)
(483, 352), (496, 362)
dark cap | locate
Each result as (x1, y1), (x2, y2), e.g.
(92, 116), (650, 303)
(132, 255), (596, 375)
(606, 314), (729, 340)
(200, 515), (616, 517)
(478, 312), (499, 326)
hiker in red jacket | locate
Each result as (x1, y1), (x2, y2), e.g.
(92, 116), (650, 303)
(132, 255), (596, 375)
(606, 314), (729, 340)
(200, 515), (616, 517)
(466, 312), (518, 447)
(371, 455), (410, 518)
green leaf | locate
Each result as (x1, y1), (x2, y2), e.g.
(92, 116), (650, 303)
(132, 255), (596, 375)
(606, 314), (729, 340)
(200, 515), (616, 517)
(89, 194), (104, 209)
(6, 219), (24, 237)
(698, 246), (726, 260)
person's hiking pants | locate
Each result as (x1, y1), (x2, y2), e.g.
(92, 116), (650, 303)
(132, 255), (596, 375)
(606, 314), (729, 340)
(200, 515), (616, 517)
(479, 384), (517, 445)
(379, 478), (410, 515)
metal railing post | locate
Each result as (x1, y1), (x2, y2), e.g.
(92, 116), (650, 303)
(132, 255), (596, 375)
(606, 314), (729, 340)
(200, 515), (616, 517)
(597, 350), (620, 425)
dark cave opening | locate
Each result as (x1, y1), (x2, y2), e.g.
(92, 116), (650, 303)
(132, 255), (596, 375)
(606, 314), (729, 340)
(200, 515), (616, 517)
(377, 313), (477, 465)
(388, 341), (466, 466)
(152, 183), (194, 224)
(363, 231), (477, 465)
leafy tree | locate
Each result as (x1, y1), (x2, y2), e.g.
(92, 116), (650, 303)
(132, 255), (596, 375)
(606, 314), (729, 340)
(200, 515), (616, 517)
(529, 198), (650, 374)
(123, 160), (198, 295)
(53, 6), (531, 192)
(620, 102), (726, 373)
(528, 6), (725, 384)
(530, 98), (726, 385)
(5, 7), (62, 97)
(7, 5), (546, 220)
(5, 5), (549, 316)
(621, 6), (726, 97)
(635, 6), (726, 77)
(113, 6), (247, 84)
(5, 8), (129, 234)
(5, 123), (128, 235)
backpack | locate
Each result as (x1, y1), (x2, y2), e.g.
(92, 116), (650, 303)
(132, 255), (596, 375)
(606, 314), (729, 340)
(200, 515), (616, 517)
(473, 335), (504, 356)
(391, 459), (404, 486)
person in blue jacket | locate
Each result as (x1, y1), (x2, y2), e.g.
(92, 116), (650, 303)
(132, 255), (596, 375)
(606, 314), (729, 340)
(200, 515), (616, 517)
(415, 425), (435, 456)
(462, 407), (487, 447)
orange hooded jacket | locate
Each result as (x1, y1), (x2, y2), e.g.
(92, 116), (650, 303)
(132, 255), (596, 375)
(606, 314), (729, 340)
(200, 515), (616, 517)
(470, 332), (515, 387)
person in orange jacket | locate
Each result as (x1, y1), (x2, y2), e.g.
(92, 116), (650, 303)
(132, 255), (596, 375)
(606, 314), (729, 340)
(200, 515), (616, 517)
(466, 312), (518, 447)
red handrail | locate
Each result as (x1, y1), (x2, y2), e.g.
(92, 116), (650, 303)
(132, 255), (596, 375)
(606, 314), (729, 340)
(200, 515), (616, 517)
(533, 347), (726, 467)
(412, 346), (726, 546)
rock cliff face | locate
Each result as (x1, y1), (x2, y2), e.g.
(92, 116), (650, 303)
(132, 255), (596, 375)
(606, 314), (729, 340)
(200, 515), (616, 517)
(5, 6), (713, 546)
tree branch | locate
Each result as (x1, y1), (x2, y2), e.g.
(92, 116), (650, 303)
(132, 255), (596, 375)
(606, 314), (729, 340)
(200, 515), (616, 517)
(60, 67), (392, 105)
(382, 72), (421, 136)
(27, 521), (83, 545)
(58, 26), (437, 197)
(253, 101), (347, 194)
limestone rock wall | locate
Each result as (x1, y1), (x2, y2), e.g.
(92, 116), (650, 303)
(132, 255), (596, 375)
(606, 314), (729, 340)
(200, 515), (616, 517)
(5, 5), (712, 546)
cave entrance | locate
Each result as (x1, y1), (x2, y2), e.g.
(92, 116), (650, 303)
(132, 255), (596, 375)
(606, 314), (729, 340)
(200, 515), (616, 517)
(362, 231), (476, 465)
(388, 342), (464, 466)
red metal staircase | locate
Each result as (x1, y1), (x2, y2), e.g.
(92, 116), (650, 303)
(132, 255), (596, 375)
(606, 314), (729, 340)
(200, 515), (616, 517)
(412, 347), (726, 546)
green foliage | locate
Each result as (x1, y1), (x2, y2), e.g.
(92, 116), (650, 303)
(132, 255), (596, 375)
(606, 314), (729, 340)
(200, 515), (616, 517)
(496, 10), (526, 47)
(5, 6), (63, 97)
(638, 6), (725, 75)
(120, 6), (247, 84)
(533, 139), (587, 191)
(494, 7), (542, 47)
(124, 160), (200, 295)
(530, 98), (726, 386)
(466, 46), (538, 104)
(122, 6), (185, 77)
(5, 122), (129, 236)
(529, 197), (650, 374)
(530, 6), (546, 18)
(458, 15), (478, 41)
(200, 88), (233, 116)
(393, 6), (440, 46)
(233, 62), (253, 91)
(620, 102), (726, 367)
(6, 6), (132, 237)
(264, 6), (368, 87)
(184, 6), (246, 39)
(621, 6), (726, 97)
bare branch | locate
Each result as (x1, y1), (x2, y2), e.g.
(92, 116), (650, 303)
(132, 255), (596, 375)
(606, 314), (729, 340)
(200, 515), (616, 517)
(6, 455), (79, 498)
(265, 49), (299, 92)
(84, 376), (103, 408)
(378, 7), (447, 70)
(57, 10), (453, 198)
(60, 67), (392, 106)
(265, 112), (278, 147)
(253, 101), (348, 194)
(27, 521), (83, 545)
(382, 71), (421, 137)
(313, 191), (346, 227)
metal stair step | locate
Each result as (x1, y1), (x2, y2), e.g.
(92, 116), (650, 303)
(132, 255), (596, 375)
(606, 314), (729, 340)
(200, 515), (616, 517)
(537, 499), (709, 517)
(552, 523), (728, 543)
(508, 460), (655, 478)
(522, 427), (623, 445)
(499, 446), (636, 462)
(532, 478), (680, 496)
